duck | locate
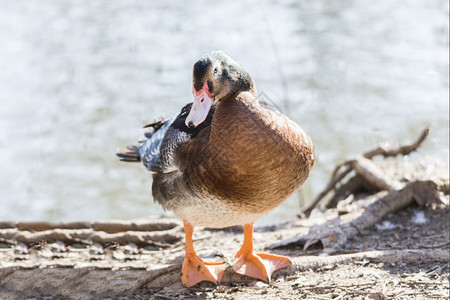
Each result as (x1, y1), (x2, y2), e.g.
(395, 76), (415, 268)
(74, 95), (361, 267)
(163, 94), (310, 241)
(117, 51), (315, 287)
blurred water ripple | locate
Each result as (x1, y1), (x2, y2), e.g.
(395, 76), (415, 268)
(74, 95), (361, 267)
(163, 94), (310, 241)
(0, 0), (448, 223)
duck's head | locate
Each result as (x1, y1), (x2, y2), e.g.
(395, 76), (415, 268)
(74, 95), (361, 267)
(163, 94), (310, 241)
(185, 51), (255, 128)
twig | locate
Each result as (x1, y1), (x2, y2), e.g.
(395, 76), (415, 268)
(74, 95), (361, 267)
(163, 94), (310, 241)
(338, 287), (374, 295)
(416, 241), (450, 249)
(153, 293), (175, 300)
(363, 128), (430, 159)
(299, 162), (352, 217)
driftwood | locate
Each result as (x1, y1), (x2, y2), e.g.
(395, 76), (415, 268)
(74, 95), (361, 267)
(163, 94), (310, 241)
(0, 218), (180, 233)
(0, 218), (183, 247)
(300, 128), (431, 217)
(285, 128), (448, 251)
(300, 180), (442, 251)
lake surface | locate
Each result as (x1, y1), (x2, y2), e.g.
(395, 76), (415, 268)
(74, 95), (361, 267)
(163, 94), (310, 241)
(0, 0), (448, 225)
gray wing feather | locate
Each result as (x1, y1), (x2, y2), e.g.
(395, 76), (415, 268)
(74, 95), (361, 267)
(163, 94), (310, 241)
(139, 116), (176, 172)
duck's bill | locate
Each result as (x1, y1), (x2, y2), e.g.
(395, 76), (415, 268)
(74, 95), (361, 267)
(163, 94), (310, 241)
(186, 82), (215, 128)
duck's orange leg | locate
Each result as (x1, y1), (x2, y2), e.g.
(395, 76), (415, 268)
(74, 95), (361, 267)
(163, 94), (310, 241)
(232, 223), (291, 283)
(181, 220), (226, 287)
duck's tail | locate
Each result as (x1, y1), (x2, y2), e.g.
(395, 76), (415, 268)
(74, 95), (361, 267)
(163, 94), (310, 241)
(115, 117), (171, 169)
(116, 145), (141, 163)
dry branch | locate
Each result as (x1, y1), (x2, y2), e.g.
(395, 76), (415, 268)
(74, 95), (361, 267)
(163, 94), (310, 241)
(286, 181), (442, 251)
(362, 128), (430, 159)
(299, 163), (352, 217)
(329, 180), (439, 245)
(351, 157), (402, 191)
(300, 128), (431, 217)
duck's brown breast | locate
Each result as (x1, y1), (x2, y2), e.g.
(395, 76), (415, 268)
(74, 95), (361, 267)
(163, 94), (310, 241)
(180, 93), (315, 214)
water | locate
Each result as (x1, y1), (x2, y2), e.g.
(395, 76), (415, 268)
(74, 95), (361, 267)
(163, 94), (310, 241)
(0, 0), (448, 225)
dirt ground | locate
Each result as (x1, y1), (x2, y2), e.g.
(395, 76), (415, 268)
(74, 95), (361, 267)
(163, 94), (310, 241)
(0, 203), (448, 299)
(137, 204), (450, 300)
